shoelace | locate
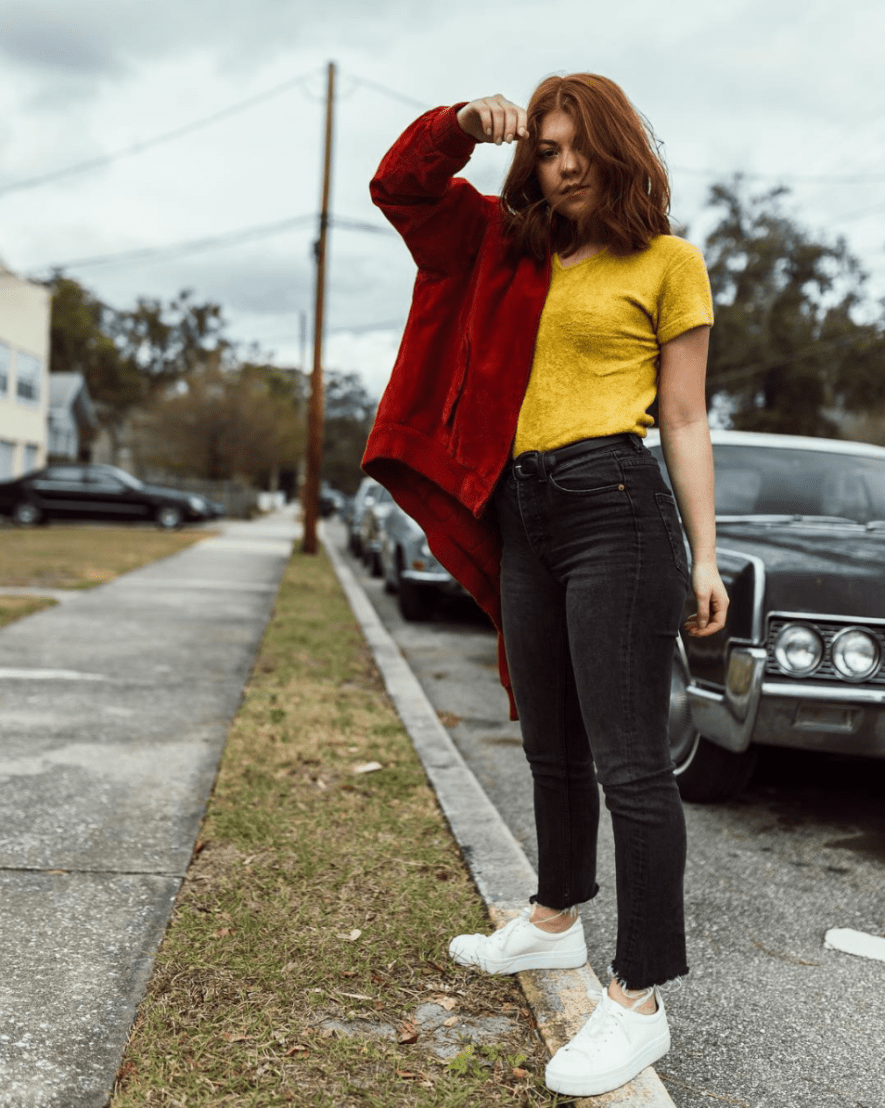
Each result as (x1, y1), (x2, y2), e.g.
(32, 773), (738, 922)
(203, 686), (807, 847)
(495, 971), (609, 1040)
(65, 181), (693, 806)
(572, 987), (657, 1047)
(488, 906), (576, 951)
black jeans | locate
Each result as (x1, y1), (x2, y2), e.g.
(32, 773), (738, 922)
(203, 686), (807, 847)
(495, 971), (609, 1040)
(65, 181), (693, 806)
(496, 434), (689, 989)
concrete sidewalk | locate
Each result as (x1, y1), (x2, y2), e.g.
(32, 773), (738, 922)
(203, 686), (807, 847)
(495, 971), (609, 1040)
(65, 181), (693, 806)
(0, 513), (298, 1108)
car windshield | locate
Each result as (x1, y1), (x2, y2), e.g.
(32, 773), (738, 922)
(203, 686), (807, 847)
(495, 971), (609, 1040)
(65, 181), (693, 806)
(651, 445), (885, 525)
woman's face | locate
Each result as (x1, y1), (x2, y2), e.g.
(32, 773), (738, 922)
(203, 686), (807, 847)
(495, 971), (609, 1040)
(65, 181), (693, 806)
(535, 108), (602, 222)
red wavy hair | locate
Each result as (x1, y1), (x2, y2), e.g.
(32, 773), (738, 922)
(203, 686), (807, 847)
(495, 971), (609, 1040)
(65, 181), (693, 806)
(501, 74), (671, 260)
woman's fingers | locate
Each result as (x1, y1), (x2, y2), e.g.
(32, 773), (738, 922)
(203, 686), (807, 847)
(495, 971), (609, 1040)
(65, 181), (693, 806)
(685, 566), (729, 637)
(457, 95), (527, 144)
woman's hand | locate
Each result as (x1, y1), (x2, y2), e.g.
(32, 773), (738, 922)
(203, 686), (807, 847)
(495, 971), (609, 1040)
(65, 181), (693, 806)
(457, 95), (527, 145)
(684, 560), (729, 637)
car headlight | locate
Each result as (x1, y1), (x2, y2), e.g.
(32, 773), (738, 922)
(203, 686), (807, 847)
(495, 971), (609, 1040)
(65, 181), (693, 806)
(773, 623), (824, 676)
(187, 495), (205, 512)
(831, 627), (880, 682)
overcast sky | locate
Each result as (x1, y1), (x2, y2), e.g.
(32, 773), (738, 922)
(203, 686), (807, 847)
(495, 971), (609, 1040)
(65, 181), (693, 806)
(2, 0), (883, 398)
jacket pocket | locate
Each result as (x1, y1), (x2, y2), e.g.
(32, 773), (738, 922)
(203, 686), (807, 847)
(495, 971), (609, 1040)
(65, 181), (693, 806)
(442, 332), (469, 425)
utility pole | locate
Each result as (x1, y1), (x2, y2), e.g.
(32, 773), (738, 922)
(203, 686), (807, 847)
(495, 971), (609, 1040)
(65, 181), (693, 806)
(302, 61), (335, 554)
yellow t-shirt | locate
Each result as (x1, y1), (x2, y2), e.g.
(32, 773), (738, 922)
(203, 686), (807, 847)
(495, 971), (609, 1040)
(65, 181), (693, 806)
(513, 235), (713, 455)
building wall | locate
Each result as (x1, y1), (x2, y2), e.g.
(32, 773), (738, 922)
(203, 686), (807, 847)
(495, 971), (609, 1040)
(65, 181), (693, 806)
(0, 270), (51, 478)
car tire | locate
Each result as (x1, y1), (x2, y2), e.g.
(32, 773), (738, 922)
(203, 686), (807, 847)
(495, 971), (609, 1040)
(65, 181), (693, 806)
(369, 550), (383, 578)
(669, 646), (757, 802)
(12, 501), (42, 527)
(398, 573), (435, 622)
(155, 505), (183, 530)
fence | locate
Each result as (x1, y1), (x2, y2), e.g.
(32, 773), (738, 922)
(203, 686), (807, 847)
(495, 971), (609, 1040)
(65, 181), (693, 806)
(141, 473), (266, 520)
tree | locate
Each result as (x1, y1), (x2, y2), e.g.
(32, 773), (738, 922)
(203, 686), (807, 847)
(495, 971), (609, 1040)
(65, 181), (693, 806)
(702, 179), (885, 437)
(112, 289), (228, 395)
(138, 360), (304, 486)
(47, 275), (143, 449)
(322, 370), (377, 494)
(47, 276), (231, 460)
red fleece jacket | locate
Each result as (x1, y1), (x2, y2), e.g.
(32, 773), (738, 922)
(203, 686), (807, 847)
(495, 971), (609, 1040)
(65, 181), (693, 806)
(362, 105), (553, 716)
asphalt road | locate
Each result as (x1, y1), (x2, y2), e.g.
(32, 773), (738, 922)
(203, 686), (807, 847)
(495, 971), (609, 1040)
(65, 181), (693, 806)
(329, 520), (885, 1108)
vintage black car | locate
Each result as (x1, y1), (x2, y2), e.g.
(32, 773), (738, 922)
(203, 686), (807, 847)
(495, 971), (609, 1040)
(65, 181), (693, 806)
(0, 464), (224, 529)
(646, 429), (885, 802)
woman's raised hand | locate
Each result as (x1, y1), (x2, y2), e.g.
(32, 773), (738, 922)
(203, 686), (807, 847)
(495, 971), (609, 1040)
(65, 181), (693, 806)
(457, 95), (528, 145)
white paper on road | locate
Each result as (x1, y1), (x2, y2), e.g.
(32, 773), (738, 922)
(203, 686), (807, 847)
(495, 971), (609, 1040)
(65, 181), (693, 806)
(824, 928), (885, 962)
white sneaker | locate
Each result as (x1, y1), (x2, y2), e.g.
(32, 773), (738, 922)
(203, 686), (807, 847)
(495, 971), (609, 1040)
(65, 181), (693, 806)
(448, 908), (587, 974)
(545, 987), (670, 1097)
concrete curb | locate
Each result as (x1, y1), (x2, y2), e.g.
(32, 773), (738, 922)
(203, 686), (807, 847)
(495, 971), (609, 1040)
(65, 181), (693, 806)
(320, 523), (674, 1108)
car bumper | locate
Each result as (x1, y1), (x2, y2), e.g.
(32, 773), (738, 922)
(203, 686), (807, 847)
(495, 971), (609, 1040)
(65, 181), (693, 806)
(752, 682), (885, 757)
(688, 645), (885, 758)
(401, 569), (466, 595)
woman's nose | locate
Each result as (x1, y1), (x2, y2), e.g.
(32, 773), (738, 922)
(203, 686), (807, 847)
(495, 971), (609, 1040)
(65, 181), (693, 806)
(560, 148), (582, 175)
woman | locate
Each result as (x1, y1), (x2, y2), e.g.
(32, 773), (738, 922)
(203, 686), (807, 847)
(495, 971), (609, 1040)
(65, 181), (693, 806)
(363, 74), (728, 1097)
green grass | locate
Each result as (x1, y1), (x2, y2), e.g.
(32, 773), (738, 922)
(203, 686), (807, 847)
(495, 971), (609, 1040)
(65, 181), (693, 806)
(0, 596), (57, 627)
(111, 548), (557, 1107)
(0, 525), (213, 589)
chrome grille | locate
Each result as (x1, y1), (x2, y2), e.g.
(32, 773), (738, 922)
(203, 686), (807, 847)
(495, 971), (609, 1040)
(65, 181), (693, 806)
(766, 615), (885, 686)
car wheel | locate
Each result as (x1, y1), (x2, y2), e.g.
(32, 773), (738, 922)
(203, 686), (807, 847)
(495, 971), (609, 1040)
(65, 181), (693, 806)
(669, 646), (757, 802)
(12, 501), (41, 527)
(155, 505), (183, 530)
(398, 571), (435, 622)
(369, 549), (383, 578)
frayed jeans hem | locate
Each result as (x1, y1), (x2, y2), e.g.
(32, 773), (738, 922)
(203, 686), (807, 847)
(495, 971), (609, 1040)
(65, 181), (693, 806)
(607, 963), (689, 992)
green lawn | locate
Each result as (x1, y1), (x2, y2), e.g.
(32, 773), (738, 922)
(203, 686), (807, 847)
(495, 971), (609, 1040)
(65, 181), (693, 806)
(0, 525), (213, 589)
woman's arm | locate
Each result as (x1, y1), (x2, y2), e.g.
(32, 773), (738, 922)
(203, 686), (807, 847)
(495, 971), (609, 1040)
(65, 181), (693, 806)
(657, 325), (729, 637)
(370, 97), (526, 277)
(370, 106), (487, 276)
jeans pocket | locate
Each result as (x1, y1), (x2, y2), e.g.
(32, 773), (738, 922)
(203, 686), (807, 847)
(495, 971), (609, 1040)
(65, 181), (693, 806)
(654, 492), (689, 580)
(549, 454), (625, 495)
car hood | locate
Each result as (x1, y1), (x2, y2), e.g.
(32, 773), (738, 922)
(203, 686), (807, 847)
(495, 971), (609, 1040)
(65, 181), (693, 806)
(716, 520), (885, 620)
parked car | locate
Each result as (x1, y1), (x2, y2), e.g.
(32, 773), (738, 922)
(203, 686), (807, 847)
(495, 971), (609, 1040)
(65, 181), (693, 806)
(347, 476), (379, 558)
(646, 429), (885, 802)
(319, 485), (344, 518)
(359, 485), (396, 576)
(379, 501), (467, 620)
(0, 464), (224, 529)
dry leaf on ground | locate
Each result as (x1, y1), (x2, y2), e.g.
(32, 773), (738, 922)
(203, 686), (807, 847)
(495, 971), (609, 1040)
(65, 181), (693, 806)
(397, 1021), (419, 1045)
(354, 761), (384, 774)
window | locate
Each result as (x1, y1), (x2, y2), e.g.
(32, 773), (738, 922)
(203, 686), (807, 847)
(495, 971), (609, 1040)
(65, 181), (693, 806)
(0, 440), (14, 480)
(87, 469), (125, 491)
(23, 444), (38, 473)
(15, 352), (42, 403)
(43, 465), (88, 482)
(0, 343), (9, 396)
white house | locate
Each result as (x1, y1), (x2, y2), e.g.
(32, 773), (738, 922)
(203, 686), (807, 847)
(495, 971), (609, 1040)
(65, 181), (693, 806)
(48, 372), (98, 461)
(0, 263), (51, 479)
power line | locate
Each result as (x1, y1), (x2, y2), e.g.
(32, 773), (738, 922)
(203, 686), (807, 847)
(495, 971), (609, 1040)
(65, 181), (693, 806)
(672, 165), (885, 185)
(710, 331), (876, 388)
(47, 215), (316, 270)
(0, 68), (321, 197)
(331, 216), (396, 237)
(43, 213), (395, 271)
(348, 74), (428, 111)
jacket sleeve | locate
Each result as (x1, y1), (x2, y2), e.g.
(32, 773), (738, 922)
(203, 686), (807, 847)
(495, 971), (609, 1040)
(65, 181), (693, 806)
(370, 105), (494, 277)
